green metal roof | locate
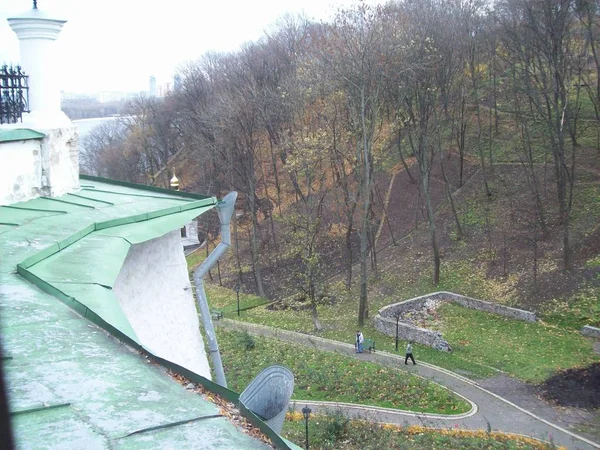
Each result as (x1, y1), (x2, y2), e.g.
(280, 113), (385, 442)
(0, 177), (292, 449)
(0, 128), (45, 143)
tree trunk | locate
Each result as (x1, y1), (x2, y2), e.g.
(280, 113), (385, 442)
(345, 220), (354, 289)
(368, 200), (379, 279)
(311, 301), (322, 332)
(259, 159), (278, 260)
(248, 187), (266, 297)
(470, 48), (492, 199)
(375, 183), (397, 246)
(206, 238), (213, 282)
(475, 102), (492, 199)
(422, 171), (440, 285)
(440, 145), (463, 240)
(358, 90), (372, 326)
(396, 128), (415, 183)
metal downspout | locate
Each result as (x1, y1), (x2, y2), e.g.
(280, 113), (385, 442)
(193, 191), (237, 388)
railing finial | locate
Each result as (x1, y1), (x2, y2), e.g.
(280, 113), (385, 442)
(33, 0), (38, 9)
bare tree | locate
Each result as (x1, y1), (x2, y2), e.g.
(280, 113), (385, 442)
(322, 3), (391, 325)
(498, 0), (580, 270)
(80, 120), (127, 176)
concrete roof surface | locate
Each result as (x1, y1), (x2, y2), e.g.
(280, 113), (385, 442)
(0, 177), (274, 449)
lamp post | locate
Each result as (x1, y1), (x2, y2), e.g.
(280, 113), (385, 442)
(302, 406), (311, 450)
(235, 282), (241, 316)
(395, 312), (401, 352)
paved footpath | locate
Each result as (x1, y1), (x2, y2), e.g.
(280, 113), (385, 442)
(217, 320), (600, 450)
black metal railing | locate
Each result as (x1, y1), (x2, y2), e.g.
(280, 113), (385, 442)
(0, 64), (30, 125)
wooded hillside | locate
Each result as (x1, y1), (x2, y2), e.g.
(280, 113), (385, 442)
(81, 0), (600, 328)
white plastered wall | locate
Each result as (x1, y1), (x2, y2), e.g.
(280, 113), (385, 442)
(41, 126), (80, 197)
(0, 139), (42, 205)
(182, 219), (200, 248)
(112, 230), (211, 379)
(0, 126), (80, 205)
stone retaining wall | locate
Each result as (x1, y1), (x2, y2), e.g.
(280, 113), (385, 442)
(446, 292), (536, 322)
(581, 325), (600, 339)
(374, 291), (537, 352)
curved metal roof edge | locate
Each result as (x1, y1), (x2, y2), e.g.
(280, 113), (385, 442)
(16, 249), (294, 450)
(0, 128), (46, 143)
(10, 196), (296, 449)
(79, 174), (217, 202)
(17, 262), (294, 449)
(17, 200), (213, 270)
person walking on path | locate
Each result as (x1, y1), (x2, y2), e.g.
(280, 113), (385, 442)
(356, 330), (364, 353)
(405, 341), (416, 365)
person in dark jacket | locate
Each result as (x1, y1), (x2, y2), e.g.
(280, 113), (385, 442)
(405, 341), (416, 365)
(356, 330), (364, 353)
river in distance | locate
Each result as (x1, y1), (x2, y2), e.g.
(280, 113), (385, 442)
(73, 116), (121, 154)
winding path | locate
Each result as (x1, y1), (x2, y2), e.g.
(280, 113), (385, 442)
(217, 320), (600, 450)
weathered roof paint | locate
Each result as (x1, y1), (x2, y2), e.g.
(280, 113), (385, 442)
(0, 128), (45, 143)
(0, 177), (293, 449)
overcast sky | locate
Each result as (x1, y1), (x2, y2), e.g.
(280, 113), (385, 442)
(0, 0), (375, 94)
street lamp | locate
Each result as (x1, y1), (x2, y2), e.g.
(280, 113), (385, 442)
(395, 312), (401, 352)
(235, 282), (241, 316)
(302, 406), (311, 450)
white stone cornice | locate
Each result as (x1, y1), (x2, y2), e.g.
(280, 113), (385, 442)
(7, 17), (67, 41)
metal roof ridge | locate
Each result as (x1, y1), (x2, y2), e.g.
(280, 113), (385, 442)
(17, 201), (214, 270)
(79, 174), (218, 203)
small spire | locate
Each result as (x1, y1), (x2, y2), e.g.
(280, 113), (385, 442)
(33, 0), (38, 9)
(170, 173), (180, 190)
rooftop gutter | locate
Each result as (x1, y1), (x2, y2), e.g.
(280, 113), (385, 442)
(193, 191), (237, 388)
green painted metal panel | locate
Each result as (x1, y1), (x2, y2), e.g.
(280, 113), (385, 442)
(67, 192), (115, 205)
(0, 206), (62, 226)
(39, 196), (96, 209)
(153, 355), (294, 450)
(56, 224), (96, 250)
(146, 205), (183, 219)
(0, 223), (17, 235)
(96, 206), (213, 244)
(114, 415), (273, 449)
(79, 189), (156, 205)
(2, 204), (67, 214)
(11, 406), (108, 449)
(16, 265), (143, 351)
(0, 177), (283, 449)
(28, 235), (130, 287)
(0, 281), (75, 330)
(0, 128), (45, 142)
(179, 198), (217, 211)
(24, 197), (94, 213)
(80, 174), (216, 201)
(86, 188), (192, 202)
(94, 213), (148, 231)
(17, 243), (61, 270)
(51, 283), (139, 343)
(96, 199), (190, 219)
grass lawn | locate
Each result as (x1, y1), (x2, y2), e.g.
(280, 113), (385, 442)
(434, 303), (598, 383)
(282, 413), (560, 450)
(205, 284), (498, 380)
(193, 237), (599, 384)
(205, 283), (270, 313)
(185, 247), (206, 272)
(204, 282), (599, 383)
(216, 328), (471, 415)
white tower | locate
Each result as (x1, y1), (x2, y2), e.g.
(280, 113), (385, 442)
(8, 2), (70, 128)
(149, 75), (157, 97)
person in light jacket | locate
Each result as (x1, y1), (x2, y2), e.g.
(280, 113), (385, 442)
(356, 330), (364, 353)
(405, 341), (416, 365)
